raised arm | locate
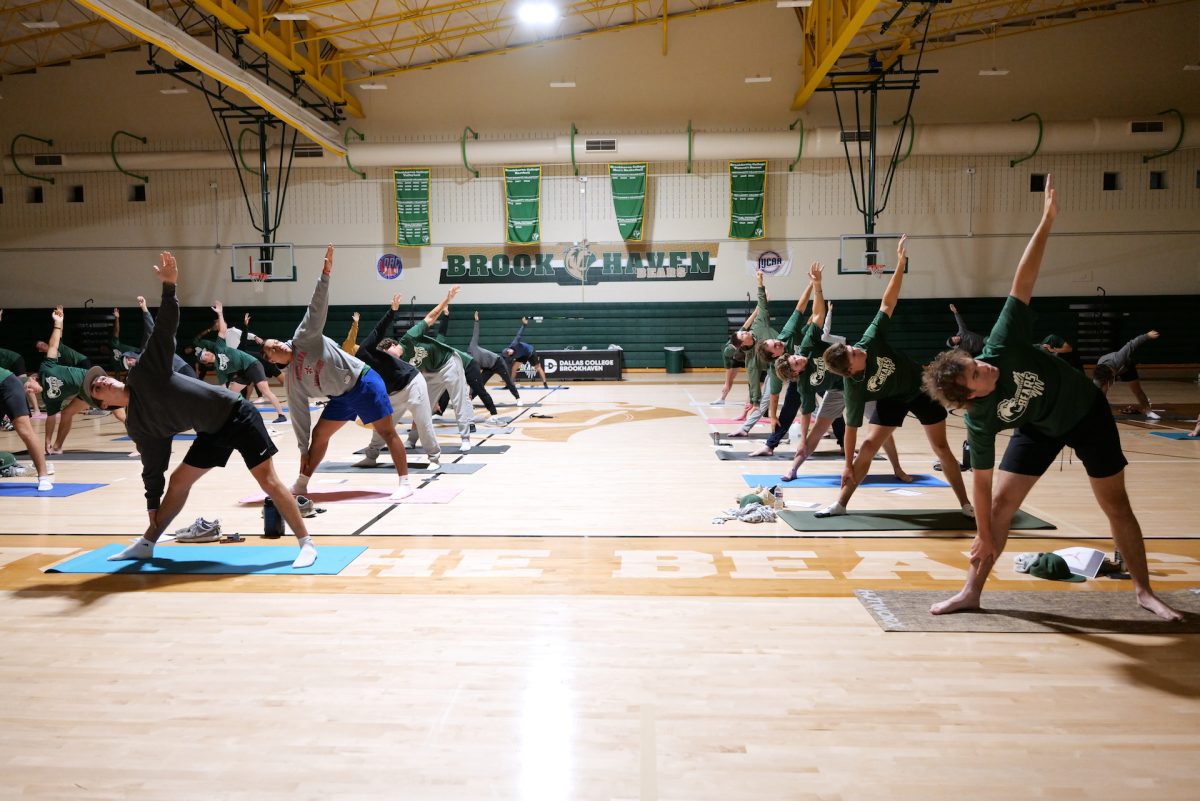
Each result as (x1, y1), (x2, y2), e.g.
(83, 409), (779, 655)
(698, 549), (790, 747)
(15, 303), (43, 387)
(361, 297), (400, 352)
(1010, 175), (1058, 304)
(47, 306), (64, 359)
(740, 305), (759, 331)
(141, 252), (181, 378)
(212, 301), (228, 338)
(508, 317), (529, 351)
(112, 307), (121, 341)
(879, 235), (908, 317)
(821, 302), (845, 346)
(423, 286), (460, 327)
(341, 311), (360, 353)
(810, 263), (825, 327)
(470, 311), (482, 353)
(293, 244), (335, 345)
(138, 297), (154, 349)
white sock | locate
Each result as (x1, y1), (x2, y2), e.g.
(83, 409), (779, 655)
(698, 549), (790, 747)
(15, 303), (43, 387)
(37, 476), (53, 492)
(961, 502), (976, 519)
(291, 474), (310, 495)
(292, 536), (317, 569)
(815, 502), (846, 518)
(390, 479), (414, 501)
(108, 537), (155, 561)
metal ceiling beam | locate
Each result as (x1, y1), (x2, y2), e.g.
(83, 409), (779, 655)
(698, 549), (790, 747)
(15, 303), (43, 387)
(792, 0), (884, 111)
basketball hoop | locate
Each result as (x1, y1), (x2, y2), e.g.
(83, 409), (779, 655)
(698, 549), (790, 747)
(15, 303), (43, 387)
(249, 272), (268, 294)
(867, 263), (887, 279)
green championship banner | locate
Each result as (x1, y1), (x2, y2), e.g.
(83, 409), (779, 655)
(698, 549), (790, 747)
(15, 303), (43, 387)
(440, 242), (718, 285)
(504, 165), (541, 244)
(609, 162), (647, 242)
(729, 160), (767, 240)
(393, 168), (431, 246)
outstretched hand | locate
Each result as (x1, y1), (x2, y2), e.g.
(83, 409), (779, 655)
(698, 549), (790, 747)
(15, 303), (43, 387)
(1043, 174), (1057, 221)
(137, 296), (147, 311)
(756, 269), (764, 288)
(322, 244), (334, 276)
(447, 286), (460, 301)
(949, 303), (958, 313)
(52, 305), (64, 325)
(390, 294), (402, 311)
(521, 316), (529, 325)
(112, 307), (120, 319)
(155, 251), (178, 284)
(896, 234), (908, 263)
(1148, 330), (1160, 339)
(351, 311), (360, 323)
(808, 261), (823, 282)
(211, 301), (223, 314)
(244, 312), (251, 326)
(474, 311), (479, 321)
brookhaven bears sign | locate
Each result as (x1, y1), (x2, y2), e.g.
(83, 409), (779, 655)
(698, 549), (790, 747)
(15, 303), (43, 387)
(440, 242), (717, 285)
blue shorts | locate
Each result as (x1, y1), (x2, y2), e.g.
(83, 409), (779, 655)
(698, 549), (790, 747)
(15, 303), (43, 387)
(320, 368), (393, 425)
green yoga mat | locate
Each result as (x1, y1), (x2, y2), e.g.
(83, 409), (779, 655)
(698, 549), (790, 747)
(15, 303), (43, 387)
(315, 461), (483, 475)
(855, 589), (1200, 633)
(778, 508), (1056, 532)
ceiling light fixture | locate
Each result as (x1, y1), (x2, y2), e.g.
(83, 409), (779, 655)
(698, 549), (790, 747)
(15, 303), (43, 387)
(358, 82), (388, 90)
(22, 20), (61, 29)
(776, 1), (813, 7)
(517, 1), (559, 25)
(744, 75), (772, 84)
(274, 13), (310, 21)
(978, 21), (1008, 76)
(549, 81), (576, 88)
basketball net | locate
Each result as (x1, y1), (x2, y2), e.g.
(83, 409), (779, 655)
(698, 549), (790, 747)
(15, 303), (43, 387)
(249, 272), (267, 294)
(867, 263), (887, 280)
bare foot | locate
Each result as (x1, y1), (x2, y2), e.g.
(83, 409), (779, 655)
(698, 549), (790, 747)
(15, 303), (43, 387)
(748, 445), (774, 457)
(894, 470), (914, 483)
(1137, 591), (1185, 622)
(929, 591), (981, 615)
(46, 446), (63, 456)
(779, 471), (797, 482)
(727, 430), (748, 439)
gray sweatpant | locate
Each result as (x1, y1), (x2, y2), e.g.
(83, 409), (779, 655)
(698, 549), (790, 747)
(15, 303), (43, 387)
(365, 372), (441, 461)
(418, 352), (472, 440)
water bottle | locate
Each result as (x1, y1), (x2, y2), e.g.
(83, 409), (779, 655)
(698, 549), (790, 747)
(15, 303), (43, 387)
(262, 497), (284, 539)
(960, 440), (971, 470)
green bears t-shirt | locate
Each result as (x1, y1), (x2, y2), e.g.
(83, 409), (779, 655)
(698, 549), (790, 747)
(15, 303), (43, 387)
(399, 320), (457, 373)
(842, 311), (922, 428)
(0, 348), (23, 372)
(55, 342), (88, 367)
(965, 296), (1098, 469)
(765, 309), (805, 397)
(38, 357), (91, 414)
(743, 286), (777, 405)
(110, 338), (139, 368)
(721, 342), (746, 370)
(196, 339), (258, 384)
(799, 323), (844, 414)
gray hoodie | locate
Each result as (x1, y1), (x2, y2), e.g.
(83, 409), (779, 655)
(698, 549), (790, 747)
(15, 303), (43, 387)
(285, 271), (367, 451)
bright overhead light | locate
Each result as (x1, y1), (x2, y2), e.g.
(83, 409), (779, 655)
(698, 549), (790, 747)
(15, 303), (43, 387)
(160, 87), (188, 94)
(978, 67), (1009, 76)
(274, 13), (310, 21)
(776, 1), (812, 7)
(744, 75), (772, 84)
(517, 2), (559, 25)
(22, 20), (61, 29)
(358, 82), (388, 90)
(1185, 64), (1200, 71)
(549, 81), (575, 88)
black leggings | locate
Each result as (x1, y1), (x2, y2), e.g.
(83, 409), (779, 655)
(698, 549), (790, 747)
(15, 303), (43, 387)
(765, 381), (804, 449)
(439, 360), (497, 416)
(478, 360), (521, 400)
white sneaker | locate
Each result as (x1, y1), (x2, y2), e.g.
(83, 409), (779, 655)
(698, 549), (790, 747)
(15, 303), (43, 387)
(175, 517), (221, 543)
(354, 456), (379, 468)
(390, 480), (414, 501)
(1146, 411), (1161, 420)
(426, 457), (441, 471)
(961, 502), (976, 519)
(459, 438), (471, 453)
(37, 476), (53, 492)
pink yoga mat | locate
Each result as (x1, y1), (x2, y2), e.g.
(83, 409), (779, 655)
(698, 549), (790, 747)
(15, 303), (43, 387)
(706, 418), (773, 426)
(238, 487), (461, 505)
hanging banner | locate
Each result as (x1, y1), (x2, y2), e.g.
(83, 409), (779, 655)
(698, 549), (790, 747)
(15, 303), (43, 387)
(393, 168), (431, 246)
(729, 160), (767, 240)
(440, 241), (718, 285)
(504, 165), (541, 244)
(609, 162), (647, 242)
(745, 244), (792, 277)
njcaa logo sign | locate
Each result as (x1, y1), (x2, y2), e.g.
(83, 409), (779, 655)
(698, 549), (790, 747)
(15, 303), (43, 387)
(867, 356), (896, 392)
(441, 242), (718, 285)
(998, 371), (1046, 422)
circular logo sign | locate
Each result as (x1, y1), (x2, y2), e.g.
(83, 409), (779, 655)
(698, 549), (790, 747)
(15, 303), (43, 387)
(543, 358), (558, 374)
(376, 253), (403, 280)
(756, 250), (786, 276)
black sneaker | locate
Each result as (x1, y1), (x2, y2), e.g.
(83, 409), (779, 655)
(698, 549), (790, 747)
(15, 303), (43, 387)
(272, 414), (287, 424)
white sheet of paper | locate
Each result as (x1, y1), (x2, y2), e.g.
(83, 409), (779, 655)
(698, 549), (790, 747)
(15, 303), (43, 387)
(1054, 546), (1107, 578)
(886, 488), (923, 497)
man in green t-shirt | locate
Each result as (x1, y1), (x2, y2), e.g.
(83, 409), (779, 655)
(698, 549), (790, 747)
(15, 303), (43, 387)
(727, 270), (778, 437)
(922, 176), (1181, 622)
(37, 306), (119, 454)
(817, 236), (972, 519)
(195, 301), (286, 423)
(713, 306), (757, 406)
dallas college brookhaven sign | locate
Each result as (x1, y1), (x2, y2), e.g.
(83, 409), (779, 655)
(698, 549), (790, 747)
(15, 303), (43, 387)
(440, 242), (717, 285)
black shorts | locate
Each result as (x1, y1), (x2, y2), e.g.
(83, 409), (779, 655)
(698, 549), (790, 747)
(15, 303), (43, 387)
(998, 387), (1127, 479)
(1116, 365), (1140, 382)
(521, 350), (542, 366)
(183, 399), (278, 472)
(870, 391), (948, 428)
(1, 373), (31, 420)
(229, 360), (267, 386)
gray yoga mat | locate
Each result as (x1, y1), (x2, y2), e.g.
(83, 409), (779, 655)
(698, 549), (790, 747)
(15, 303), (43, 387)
(855, 588), (1200, 633)
(316, 461), (484, 475)
(778, 508), (1055, 532)
(15, 450), (134, 461)
(355, 444), (510, 455)
(714, 448), (866, 462)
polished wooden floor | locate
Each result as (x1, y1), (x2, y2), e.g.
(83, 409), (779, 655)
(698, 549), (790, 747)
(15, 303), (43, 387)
(2, 374), (1199, 800)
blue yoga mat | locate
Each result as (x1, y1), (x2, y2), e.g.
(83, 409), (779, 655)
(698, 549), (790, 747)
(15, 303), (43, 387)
(113, 434), (196, 442)
(254, 406), (321, 413)
(1150, 431), (1200, 441)
(47, 544), (367, 575)
(0, 482), (105, 498)
(743, 473), (949, 489)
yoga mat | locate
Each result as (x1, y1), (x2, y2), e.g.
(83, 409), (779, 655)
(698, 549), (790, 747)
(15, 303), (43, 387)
(46, 544), (366, 575)
(744, 473), (949, 489)
(316, 461), (484, 475)
(0, 482), (105, 498)
(518, 385), (569, 389)
(15, 450), (134, 461)
(253, 405), (322, 413)
(238, 487), (461, 505)
(355, 444), (510, 455)
(715, 449), (870, 462)
(488, 402), (540, 408)
(1150, 431), (1200, 441)
(709, 431), (772, 441)
(778, 508), (1055, 532)
(707, 418), (773, 426)
(854, 588), (1200, 633)
(113, 434), (196, 442)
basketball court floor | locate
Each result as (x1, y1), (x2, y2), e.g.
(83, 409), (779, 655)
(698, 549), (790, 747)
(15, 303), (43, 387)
(2, 373), (1199, 800)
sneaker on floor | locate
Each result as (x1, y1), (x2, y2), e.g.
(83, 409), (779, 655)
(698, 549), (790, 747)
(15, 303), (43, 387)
(175, 517), (221, 543)
(459, 438), (471, 453)
(933, 459), (943, 472)
(514, 398), (524, 406)
(354, 456), (379, 468)
(1146, 411), (1161, 420)
(272, 414), (287, 424)
(961, 502), (976, 519)
(390, 483), (414, 501)
(37, 476), (53, 492)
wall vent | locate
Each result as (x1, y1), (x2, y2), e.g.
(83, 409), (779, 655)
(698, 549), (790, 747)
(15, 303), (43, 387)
(33, 154), (64, 166)
(585, 139), (616, 152)
(840, 130), (871, 143)
(1129, 120), (1165, 134)
(293, 144), (324, 158)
